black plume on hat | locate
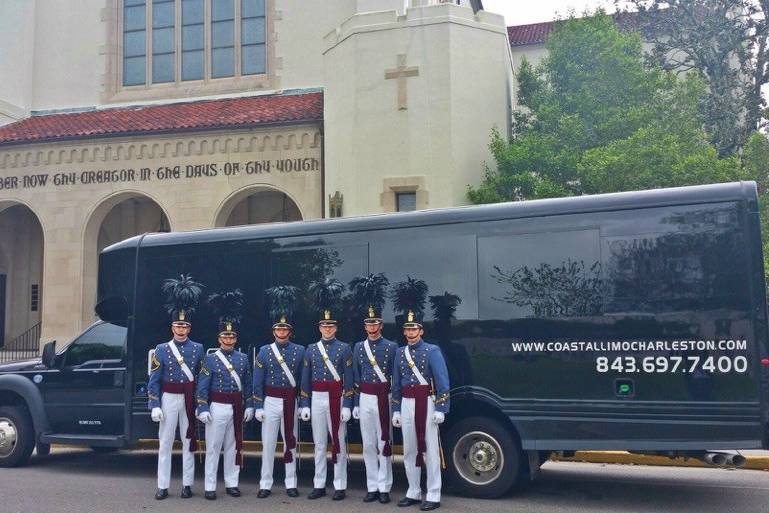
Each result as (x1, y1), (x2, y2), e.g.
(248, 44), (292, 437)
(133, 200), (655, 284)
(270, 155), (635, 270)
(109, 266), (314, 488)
(265, 285), (299, 321)
(349, 273), (389, 314)
(162, 274), (204, 322)
(391, 276), (427, 317)
(207, 289), (245, 327)
(309, 278), (345, 313)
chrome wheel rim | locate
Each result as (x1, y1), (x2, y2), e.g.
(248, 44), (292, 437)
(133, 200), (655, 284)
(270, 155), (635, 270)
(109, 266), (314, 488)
(0, 417), (18, 458)
(452, 431), (504, 485)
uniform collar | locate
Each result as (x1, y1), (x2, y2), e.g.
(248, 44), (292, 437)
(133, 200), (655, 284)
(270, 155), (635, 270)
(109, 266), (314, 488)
(320, 337), (337, 346)
(367, 336), (383, 345)
(172, 337), (188, 345)
(407, 339), (424, 350)
(274, 339), (290, 347)
(220, 347), (234, 354)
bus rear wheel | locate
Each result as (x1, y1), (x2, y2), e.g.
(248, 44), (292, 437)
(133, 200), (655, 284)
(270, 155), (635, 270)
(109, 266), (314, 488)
(445, 416), (521, 498)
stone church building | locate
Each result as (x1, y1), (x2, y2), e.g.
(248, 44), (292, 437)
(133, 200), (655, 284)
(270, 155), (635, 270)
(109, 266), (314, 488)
(0, 0), (513, 349)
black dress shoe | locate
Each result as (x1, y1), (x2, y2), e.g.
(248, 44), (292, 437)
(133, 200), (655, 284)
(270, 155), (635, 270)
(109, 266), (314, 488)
(308, 488), (326, 500)
(420, 501), (440, 511)
(181, 486), (192, 499)
(332, 490), (346, 501)
(364, 491), (380, 502)
(286, 488), (299, 498)
(226, 487), (241, 497)
(398, 497), (421, 507)
(155, 488), (168, 500)
(257, 489), (271, 499)
(379, 492), (391, 504)
(204, 491), (217, 500)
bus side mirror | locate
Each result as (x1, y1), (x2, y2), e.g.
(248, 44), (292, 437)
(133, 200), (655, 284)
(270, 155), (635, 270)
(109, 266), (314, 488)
(41, 341), (56, 368)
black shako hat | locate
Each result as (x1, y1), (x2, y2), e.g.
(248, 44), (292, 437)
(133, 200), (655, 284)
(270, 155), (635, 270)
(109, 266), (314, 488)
(266, 285), (299, 330)
(208, 289), (244, 336)
(162, 274), (204, 326)
(349, 273), (389, 325)
(310, 278), (344, 326)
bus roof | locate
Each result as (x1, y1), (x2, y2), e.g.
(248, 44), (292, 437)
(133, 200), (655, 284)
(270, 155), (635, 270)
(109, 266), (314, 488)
(103, 181), (758, 253)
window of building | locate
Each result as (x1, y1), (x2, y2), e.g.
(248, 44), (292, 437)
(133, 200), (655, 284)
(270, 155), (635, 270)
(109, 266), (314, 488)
(30, 284), (39, 312)
(122, 0), (267, 87)
(396, 192), (417, 212)
(123, 0), (147, 86)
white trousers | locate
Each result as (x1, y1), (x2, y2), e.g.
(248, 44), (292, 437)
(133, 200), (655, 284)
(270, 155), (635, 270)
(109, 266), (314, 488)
(204, 402), (239, 492)
(157, 392), (195, 489)
(359, 392), (393, 493)
(402, 396), (441, 503)
(260, 396), (299, 490)
(311, 390), (348, 490)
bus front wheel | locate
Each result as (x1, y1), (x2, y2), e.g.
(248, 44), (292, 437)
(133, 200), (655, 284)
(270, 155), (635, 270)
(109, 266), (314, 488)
(444, 416), (521, 498)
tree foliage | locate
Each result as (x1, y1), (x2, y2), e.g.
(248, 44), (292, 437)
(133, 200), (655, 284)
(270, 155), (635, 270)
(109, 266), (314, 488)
(468, 10), (747, 205)
(617, 0), (768, 156)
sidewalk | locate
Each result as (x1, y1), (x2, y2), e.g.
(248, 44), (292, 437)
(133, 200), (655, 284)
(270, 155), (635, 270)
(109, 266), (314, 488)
(555, 450), (769, 471)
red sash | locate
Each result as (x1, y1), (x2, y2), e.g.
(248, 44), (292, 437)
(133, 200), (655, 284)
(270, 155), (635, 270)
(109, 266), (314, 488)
(312, 380), (343, 463)
(162, 381), (198, 452)
(402, 384), (431, 467)
(265, 385), (298, 463)
(210, 391), (245, 466)
(359, 382), (392, 457)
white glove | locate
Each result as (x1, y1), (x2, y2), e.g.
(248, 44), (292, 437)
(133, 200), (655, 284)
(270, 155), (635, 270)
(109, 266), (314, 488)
(255, 408), (265, 422)
(197, 411), (212, 424)
(300, 407), (311, 421)
(244, 407), (254, 423)
(341, 407), (351, 423)
(432, 412), (445, 425)
(151, 407), (163, 423)
(392, 411), (402, 428)
(352, 406), (360, 420)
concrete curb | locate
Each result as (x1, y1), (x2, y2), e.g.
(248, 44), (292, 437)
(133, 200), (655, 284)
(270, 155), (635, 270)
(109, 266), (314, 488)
(554, 451), (769, 471)
(130, 440), (769, 471)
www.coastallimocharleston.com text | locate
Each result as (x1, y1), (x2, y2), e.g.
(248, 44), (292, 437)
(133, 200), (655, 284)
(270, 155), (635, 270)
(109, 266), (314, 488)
(512, 339), (748, 353)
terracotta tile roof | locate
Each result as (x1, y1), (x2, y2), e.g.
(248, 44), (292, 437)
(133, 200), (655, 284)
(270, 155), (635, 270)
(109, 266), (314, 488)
(507, 21), (555, 47)
(507, 12), (641, 47)
(0, 91), (323, 146)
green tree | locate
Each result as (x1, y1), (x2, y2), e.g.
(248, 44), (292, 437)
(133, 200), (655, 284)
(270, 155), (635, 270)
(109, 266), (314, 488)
(468, 10), (744, 205)
(618, 0), (767, 156)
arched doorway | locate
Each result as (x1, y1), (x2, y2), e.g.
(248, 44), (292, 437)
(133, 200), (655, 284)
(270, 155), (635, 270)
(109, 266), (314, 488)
(0, 202), (44, 349)
(82, 193), (170, 327)
(215, 187), (303, 227)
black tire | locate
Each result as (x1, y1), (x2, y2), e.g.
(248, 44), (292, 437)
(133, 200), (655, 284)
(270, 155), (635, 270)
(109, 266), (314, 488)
(444, 416), (521, 499)
(36, 442), (51, 456)
(91, 446), (119, 454)
(0, 405), (35, 468)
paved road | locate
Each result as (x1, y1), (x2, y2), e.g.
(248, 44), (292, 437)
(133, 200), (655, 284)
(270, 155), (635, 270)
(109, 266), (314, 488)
(1, 448), (767, 513)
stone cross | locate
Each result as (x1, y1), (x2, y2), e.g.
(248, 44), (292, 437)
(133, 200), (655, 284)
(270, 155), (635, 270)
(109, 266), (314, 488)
(385, 54), (419, 110)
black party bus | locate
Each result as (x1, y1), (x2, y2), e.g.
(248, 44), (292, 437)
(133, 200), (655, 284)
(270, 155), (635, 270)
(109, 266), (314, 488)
(0, 181), (766, 498)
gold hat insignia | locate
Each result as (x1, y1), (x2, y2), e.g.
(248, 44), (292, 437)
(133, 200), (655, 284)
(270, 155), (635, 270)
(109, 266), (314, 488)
(368, 305), (375, 318)
(280, 315), (287, 323)
(179, 309), (186, 321)
(407, 310), (414, 322)
(324, 309), (331, 320)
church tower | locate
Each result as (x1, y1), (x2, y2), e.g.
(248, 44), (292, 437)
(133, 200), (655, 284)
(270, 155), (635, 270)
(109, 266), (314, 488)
(323, 0), (513, 216)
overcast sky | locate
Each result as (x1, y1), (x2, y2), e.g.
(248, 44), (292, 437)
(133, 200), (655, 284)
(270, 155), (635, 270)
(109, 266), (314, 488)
(481, 0), (619, 26)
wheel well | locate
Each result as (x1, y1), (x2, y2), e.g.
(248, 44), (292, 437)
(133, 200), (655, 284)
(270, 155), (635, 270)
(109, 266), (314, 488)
(0, 390), (27, 409)
(445, 396), (522, 448)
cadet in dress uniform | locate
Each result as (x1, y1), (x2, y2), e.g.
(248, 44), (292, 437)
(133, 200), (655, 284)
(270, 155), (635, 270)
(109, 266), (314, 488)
(253, 307), (305, 497)
(392, 311), (450, 511)
(148, 274), (205, 500)
(352, 306), (397, 504)
(300, 308), (354, 500)
(196, 290), (254, 500)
